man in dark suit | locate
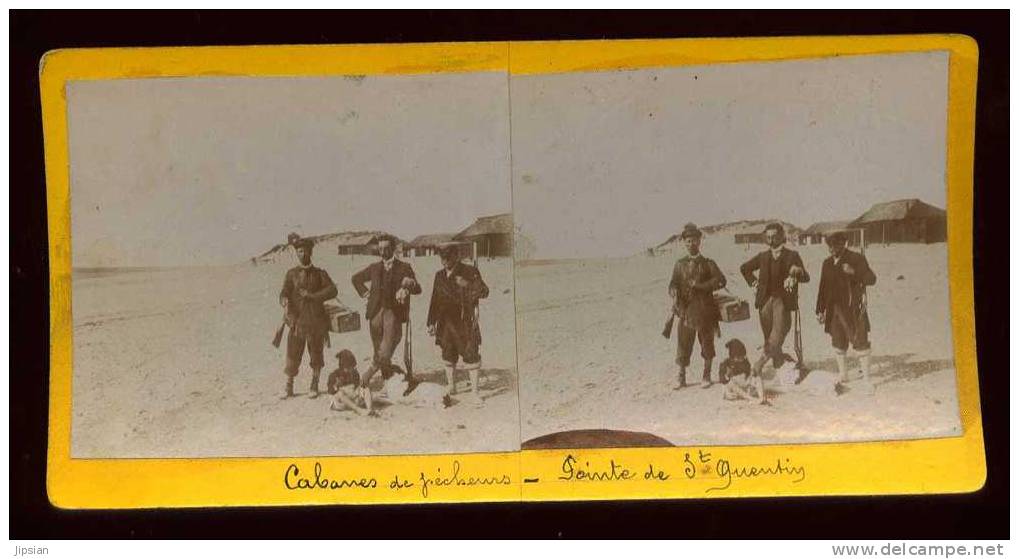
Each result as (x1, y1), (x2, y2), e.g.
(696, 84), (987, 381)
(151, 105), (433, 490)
(278, 237), (338, 399)
(815, 231), (878, 390)
(739, 223), (810, 377)
(666, 223), (726, 390)
(427, 243), (490, 406)
(351, 236), (421, 411)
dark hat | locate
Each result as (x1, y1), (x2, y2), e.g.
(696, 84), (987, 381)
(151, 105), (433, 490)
(292, 237), (314, 250)
(437, 242), (459, 258)
(764, 222), (785, 236)
(825, 231), (849, 246)
(680, 223), (702, 239)
(724, 338), (748, 358)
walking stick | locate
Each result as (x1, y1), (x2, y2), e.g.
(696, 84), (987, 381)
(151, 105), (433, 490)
(401, 291), (423, 395)
(404, 302), (413, 379)
(793, 293), (805, 370)
(467, 248), (483, 390)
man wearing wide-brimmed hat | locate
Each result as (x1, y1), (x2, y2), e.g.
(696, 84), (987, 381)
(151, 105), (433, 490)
(667, 223), (727, 390)
(278, 236), (338, 399)
(426, 242), (490, 406)
(816, 230), (878, 391)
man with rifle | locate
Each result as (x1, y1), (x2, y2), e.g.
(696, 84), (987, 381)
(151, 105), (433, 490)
(351, 235), (421, 413)
(739, 222), (810, 380)
(277, 237), (338, 399)
(426, 242), (490, 407)
(664, 223), (726, 390)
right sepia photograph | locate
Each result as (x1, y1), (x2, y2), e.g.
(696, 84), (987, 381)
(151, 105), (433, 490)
(512, 51), (961, 448)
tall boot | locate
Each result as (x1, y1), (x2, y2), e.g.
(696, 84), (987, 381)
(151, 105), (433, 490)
(464, 367), (483, 407)
(859, 349), (875, 393)
(442, 365), (457, 408)
(443, 365), (457, 395)
(673, 366), (688, 390)
(281, 376), (295, 399)
(700, 358), (714, 388)
(442, 364), (458, 407)
(308, 368), (322, 399)
(835, 351), (848, 384)
(468, 368), (481, 395)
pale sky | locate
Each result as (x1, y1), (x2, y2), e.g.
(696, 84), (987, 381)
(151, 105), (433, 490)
(67, 52), (950, 266)
(511, 51), (950, 259)
(68, 72), (511, 268)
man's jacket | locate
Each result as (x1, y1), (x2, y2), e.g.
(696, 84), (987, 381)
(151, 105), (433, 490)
(426, 262), (489, 334)
(739, 247), (810, 310)
(815, 248), (876, 335)
(280, 265), (338, 338)
(668, 254), (726, 330)
(351, 259), (421, 323)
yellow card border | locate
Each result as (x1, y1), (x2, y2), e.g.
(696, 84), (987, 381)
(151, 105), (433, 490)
(42, 36), (983, 509)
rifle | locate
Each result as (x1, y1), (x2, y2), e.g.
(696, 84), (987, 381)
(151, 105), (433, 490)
(272, 309), (287, 348)
(793, 307), (804, 369)
(401, 298), (422, 396)
(662, 311), (675, 339)
(662, 293), (678, 339)
(404, 308), (413, 378)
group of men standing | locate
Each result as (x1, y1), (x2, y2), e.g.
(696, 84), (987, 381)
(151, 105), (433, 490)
(666, 222), (877, 394)
(277, 236), (489, 410)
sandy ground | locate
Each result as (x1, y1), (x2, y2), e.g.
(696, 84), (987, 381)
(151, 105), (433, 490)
(71, 254), (519, 458)
(515, 238), (962, 446)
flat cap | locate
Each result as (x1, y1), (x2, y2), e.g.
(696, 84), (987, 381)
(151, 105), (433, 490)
(825, 231), (849, 246)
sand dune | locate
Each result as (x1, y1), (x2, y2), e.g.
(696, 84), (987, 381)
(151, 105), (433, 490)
(71, 254), (519, 458)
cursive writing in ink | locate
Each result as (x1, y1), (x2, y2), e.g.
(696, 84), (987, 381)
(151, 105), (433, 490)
(283, 462), (378, 490)
(707, 458), (806, 492)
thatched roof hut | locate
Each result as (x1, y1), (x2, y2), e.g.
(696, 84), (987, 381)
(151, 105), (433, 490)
(407, 233), (456, 257)
(801, 220), (858, 245)
(850, 199), (946, 244)
(454, 213), (513, 258)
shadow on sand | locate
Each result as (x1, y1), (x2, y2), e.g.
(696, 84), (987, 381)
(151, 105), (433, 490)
(410, 367), (516, 396)
(804, 352), (953, 386)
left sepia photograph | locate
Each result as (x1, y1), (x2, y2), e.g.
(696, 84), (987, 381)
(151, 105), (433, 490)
(67, 72), (519, 458)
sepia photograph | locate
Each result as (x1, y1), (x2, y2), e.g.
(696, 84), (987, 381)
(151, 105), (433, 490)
(68, 71), (519, 457)
(14, 8), (1005, 537)
(512, 51), (961, 448)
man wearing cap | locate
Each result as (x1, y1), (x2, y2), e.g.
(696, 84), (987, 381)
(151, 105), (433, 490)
(816, 231), (878, 390)
(667, 223), (727, 389)
(427, 243), (490, 406)
(739, 222), (810, 377)
(278, 237), (338, 399)
(351, 235), (421, 411)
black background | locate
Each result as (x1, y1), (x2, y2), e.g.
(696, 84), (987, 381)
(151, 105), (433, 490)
(10, 10), (1009, 539)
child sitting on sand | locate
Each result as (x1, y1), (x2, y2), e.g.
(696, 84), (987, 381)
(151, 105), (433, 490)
(328, 349), (372, 416)
(720, 338), (767, 405)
